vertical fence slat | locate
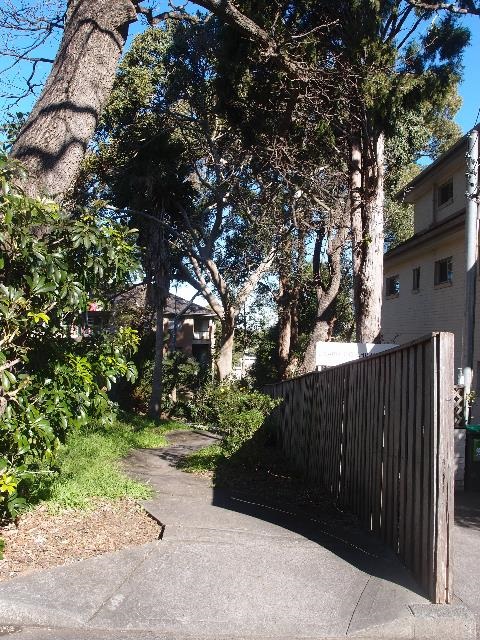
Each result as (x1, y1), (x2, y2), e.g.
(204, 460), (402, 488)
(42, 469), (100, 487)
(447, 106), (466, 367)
(434, 332), (454, 603)
(405, 347), (416, 568)
(413, 343), (424, 582)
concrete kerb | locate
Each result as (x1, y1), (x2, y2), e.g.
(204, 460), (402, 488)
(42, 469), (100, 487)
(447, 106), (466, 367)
(409, 604), (477, 640)
(347, 604), (476, 640)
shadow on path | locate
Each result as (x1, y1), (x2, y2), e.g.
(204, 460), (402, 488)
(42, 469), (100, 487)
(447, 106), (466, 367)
(154, 430), (427, 599)
(455, 491), (480, 531)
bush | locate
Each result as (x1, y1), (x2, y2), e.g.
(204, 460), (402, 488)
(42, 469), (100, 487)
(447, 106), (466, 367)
(129, 351), (209, 417)
(220, 409), (265, 455)
(0, 154), (139, 519)
(196, 384), (279, 456)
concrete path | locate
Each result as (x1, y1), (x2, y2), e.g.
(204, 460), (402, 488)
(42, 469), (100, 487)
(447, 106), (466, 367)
(454, 492), (480, 638)
(0, 430), (473, 640)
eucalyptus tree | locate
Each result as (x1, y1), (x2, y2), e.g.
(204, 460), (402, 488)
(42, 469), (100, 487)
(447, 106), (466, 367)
(212, 0), (472, 343)
(89, 22), (291, 381)
(2, 0), (476, 356)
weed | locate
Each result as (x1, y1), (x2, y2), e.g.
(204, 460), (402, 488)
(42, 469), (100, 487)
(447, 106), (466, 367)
(177, 444), (225, 474)
(43, 414), (186, 511)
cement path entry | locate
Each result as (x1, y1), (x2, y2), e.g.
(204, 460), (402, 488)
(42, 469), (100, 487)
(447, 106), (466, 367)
(0, 430), (473, 640)
(454, 492), (480, 637)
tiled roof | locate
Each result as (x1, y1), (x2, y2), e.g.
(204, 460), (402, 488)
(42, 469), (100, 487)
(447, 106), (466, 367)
(113, 286), (215, 317)
(164, 294), (216, 317)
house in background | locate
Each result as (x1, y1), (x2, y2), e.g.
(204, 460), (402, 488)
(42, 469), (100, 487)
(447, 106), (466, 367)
(164, 294), (216, 365)
(88, 288), (217, 365)
(381, 127), (480, 490)
(382, 127), (479, 381)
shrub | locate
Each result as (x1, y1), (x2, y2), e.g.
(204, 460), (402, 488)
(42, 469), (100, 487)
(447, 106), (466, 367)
(220, 408), (266, 455)
(130, 351), (209, 417)
(196, 384), (280, 455)
(0, 154), (139, 519)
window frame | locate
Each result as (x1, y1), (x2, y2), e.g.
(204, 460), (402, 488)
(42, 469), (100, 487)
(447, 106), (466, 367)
(193, 316), (210, 333)
(412, 266), (420, 292)
(385, 274), (400, 298)
(434, 256), (453, 287)
(437, 178), (454, 209)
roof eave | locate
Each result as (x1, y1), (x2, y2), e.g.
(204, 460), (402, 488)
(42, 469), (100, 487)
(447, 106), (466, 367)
(395, 126), (480, 202)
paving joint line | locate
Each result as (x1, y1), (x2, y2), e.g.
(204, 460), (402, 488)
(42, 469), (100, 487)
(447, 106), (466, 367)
(84, 542), (160, 626)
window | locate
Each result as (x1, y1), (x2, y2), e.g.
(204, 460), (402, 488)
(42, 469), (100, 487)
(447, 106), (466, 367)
(412, 267), (420, 292)
(434, 257), (453, 286)
(386, 275), (400, 297)
(437, 179), (453, 207)
(194, 317), (209, 333)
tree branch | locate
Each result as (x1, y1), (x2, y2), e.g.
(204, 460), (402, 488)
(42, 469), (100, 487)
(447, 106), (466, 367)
(406, 0), (480, 14)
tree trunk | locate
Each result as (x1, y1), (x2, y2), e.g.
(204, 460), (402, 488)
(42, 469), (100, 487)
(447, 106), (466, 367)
(148, 297), (165, 420)
(147, 223), (170, 420)
(277, 274), (292, 379)
(301, 320), (330, 373)
(277, 310), (292, 379)
(356, 132), (385, 343)
(216, 314), (236, 381)
(11, 0), (137, 198)
(276, 229), (305, 379)
(350, 132), (385, 343)
(300, 226), (347, 374)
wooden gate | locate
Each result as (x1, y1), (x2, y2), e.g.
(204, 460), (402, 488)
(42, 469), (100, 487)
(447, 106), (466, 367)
(266, 332), (454, 604)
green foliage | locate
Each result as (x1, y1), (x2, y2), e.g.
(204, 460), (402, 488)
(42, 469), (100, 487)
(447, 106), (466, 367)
(195, 384), (279, 455)
(129, 350), (208, 416)
(177, 443), (224, 474)
(248, 325), (280, 388)
(44, 414), (185, 510)
(220, 408), (265, 456)
(0, 154), (140, 519)
(0, 113), (27, 149)
(163, 351), (209, 397)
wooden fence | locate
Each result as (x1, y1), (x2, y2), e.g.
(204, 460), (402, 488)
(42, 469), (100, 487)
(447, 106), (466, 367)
(266, 332), (454, 604)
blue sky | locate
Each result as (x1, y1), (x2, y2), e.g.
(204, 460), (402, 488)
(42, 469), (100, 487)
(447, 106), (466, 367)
(454, 14), (480, 133)
(0, 6), (479, 132)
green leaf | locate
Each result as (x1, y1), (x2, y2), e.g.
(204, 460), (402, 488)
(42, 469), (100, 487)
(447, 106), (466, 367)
(7, 495), (27, 518)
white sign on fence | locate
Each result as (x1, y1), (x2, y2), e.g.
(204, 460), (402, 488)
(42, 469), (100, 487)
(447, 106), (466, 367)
(315, 341), (397, 370)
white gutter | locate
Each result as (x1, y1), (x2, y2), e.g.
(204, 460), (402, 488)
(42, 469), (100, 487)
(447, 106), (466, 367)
(462, 129), (479, 423)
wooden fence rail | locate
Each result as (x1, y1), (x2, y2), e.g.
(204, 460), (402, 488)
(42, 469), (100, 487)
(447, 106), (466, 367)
(266, 332), (454, 604)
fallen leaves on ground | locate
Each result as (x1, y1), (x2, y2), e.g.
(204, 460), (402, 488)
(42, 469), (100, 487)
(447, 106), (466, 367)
(0, 499), (161, 581)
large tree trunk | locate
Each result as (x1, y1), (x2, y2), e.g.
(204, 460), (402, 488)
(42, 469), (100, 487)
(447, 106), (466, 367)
(301, 320), (330, 373)
(148, 296), (166, 420)
(350, 137), (363, 337)
(276, 230), (304, 379)
(216, 313), (236, 381)
(350, 132), (385, 343)
(147, 224), (170, 420)
(277, 273), (293, 379)
(11, 0), (137, 198)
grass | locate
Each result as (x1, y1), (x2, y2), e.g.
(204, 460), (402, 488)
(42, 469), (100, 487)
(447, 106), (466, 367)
(177, 443), (225, 474)
(43, 413), (187, 511)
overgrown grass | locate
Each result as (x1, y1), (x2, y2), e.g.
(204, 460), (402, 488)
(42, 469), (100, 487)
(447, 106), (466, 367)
(43, 413), (186, 511)
(177, 443), (225, 474)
